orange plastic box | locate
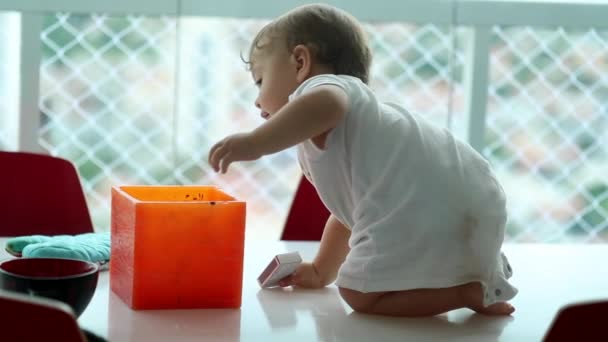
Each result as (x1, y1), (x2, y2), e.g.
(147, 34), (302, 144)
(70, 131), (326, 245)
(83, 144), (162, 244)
(110, 185), (246, 310)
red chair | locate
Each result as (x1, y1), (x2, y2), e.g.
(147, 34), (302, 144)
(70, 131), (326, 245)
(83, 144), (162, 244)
(0, 151), (94, 236)
(543, 300), (608, 341)
(281, 176), (330, 241)
(0, 289), (86, 341)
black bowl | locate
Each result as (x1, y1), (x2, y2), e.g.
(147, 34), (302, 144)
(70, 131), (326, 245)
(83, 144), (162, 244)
(0, 258), (99, 317)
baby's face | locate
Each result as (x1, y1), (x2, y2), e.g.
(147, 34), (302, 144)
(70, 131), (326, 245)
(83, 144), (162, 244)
(250, 39), (300, 120)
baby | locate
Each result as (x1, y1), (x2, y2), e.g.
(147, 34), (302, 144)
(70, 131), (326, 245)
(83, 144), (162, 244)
(208, 3), (517, 317)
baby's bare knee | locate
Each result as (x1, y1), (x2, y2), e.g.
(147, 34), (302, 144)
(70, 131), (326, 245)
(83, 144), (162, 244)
(338, 287), (383, 314)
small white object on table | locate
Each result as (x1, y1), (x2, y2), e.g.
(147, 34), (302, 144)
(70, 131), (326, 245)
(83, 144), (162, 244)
(1, 238), (607, 341)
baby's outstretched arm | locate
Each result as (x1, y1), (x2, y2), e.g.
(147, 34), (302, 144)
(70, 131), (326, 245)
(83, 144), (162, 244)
(279, 215), (350, 288)
(209, 85), (347, 173)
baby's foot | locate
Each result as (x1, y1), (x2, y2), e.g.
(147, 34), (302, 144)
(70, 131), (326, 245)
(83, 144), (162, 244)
(471, 301), (515, 315)
(462, 282), (515, 316)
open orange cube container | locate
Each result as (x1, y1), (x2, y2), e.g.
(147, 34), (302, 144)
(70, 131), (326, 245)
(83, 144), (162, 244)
(110, 185), (246, 310)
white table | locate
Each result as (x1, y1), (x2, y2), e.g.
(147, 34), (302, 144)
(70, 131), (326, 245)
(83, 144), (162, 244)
(2, 239), (607, 341)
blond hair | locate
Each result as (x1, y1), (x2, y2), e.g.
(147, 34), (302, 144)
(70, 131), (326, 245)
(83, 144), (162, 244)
(247, 4), (372, 84)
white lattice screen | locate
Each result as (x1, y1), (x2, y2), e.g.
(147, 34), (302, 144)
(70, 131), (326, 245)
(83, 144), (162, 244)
(482, 27), (608, 242)
(1, 12), (606, 242)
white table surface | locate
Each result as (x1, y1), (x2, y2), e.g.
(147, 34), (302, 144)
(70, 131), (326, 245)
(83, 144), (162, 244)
(2, 238), (607, 341)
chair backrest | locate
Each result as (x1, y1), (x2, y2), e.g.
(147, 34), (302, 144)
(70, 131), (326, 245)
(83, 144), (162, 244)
(0, 151), (94, 236)
(0, 289), (86, 341)
(281, 176), (330, 241)
(543, 300), (608, 341)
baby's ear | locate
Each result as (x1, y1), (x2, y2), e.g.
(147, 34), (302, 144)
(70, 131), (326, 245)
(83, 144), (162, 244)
(292, 45), (312, 82)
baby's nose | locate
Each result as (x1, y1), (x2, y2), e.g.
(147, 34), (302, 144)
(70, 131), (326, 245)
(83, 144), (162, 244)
(255, 98), (261, 109)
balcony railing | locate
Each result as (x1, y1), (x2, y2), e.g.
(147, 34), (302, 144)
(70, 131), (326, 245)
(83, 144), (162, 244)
(1, 0), (607, 242)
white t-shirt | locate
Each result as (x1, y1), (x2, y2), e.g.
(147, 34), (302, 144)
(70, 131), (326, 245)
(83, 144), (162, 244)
(290, 74), (517, 304)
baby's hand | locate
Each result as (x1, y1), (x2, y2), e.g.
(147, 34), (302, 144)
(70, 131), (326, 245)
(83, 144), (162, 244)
(278, 262), (324, 288)
(208, 132), (262, 173)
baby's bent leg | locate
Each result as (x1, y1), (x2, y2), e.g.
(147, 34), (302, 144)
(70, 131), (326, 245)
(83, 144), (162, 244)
(338, 282), (514, 317)
(339, 285), (468, 317)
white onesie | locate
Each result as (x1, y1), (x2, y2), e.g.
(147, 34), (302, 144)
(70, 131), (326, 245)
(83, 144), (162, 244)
(291, 74), (517, 306)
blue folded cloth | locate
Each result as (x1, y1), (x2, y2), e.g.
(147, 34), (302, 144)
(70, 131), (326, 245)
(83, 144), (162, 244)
(5, 232), (111, 265)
